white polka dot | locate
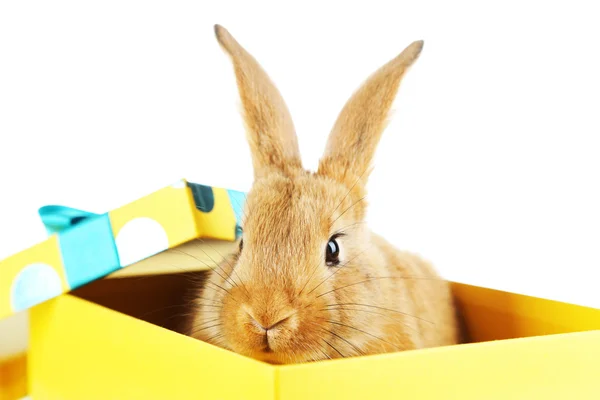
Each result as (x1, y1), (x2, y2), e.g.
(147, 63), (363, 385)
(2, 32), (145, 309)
(11, 263), (63, 312)
(115, 217), (170, 267)
(170, 179), (186, 189)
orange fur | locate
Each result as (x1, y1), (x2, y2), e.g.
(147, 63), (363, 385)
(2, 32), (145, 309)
(186, 25), (460, 364)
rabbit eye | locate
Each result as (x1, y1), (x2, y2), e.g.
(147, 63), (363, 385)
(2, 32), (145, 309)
(325, 237), (340, 266)
(239, 239), (244, 252)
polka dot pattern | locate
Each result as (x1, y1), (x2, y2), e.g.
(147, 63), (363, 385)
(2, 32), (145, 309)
(11, 263), (63, 312)
(115, 217), (170, 267)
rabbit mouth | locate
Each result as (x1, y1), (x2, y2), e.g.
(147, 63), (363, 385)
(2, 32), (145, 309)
(260, 340), (274, 353)
(261, 346), (274, 354)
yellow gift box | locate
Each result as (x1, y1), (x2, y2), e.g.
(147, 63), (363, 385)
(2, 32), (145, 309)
(25, 274), (600, 400)
(2, 179), (600, 399)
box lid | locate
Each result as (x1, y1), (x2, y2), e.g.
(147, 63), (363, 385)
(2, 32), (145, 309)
(0, 179), (246, 320)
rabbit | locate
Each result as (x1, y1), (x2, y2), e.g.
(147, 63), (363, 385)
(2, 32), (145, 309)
(184, 24), (461, 365)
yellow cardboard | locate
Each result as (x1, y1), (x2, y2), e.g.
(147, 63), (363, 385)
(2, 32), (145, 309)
(278, 330), (600, 400)
(106, 239), (238, 278)
(27, 276), (600, 399)
(452, 282), (600, 340)
(29, 294), (274, 400)
(191, 187), (238, 241)
(0, 236), (68, 319)
(279, 283), (600, 399)
(108, 180), (202, 250)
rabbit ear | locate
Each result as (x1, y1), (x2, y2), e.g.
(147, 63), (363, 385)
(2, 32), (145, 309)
(318, 40), (424, 186)
(214, 25), (302, 180)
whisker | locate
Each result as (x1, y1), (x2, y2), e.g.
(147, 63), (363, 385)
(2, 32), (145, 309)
(162, 311), (196, 320)
(156, 311), (200, 327)
(196, 304), (223, 309)
(318, 307), (421, 334)
(123, 265), (199, 284)
(151, 262), (201, 279)
(188, 317), (221, 331)
(228, 192), (249, 222)
(187, 318), (221, 334)
(193, 296), (224, 306)
(330, 195), (367, 226)
(297, 249), (326, 297)
(316, 275), (445, 298)
(325, 319), (401, 351)
(332, 221), (367, 236)
(204, 332), (225, 343)
(191, 309), (221, 314)
(306, 249), (368, 295)
(171, 249), (238, 292)
(328, 167), (370, 220)
(320, 328), (363, 356)
(203, 280), (238, 302)
(195, 239), (251, 300)
(197, 284), (240, 305)
(323, 303), (434, 324)
(321, 338), (345, 358)
(305, 261), (350, 297)
(298, 223), (369, 297)
(190, 323), (222, 336)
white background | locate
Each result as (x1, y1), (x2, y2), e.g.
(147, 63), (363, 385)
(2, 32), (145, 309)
(1, 0), (599, 353)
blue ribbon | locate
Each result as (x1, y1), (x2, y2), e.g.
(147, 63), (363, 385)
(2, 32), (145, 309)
(38, 205), (100, 235)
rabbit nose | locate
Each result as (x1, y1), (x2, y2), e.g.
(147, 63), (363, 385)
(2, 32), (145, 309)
(248, 313), (291, 332)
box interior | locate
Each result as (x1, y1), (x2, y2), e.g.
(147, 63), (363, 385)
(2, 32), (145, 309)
(72, 268), (200, 335)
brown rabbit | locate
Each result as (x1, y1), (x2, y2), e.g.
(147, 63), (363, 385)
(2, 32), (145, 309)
(185, 25), (461, 364)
